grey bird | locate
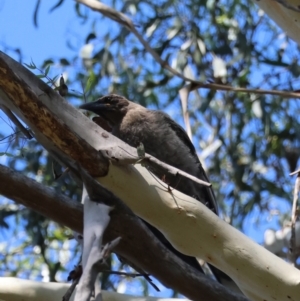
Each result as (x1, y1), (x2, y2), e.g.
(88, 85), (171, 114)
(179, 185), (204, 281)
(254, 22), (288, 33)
(80, 94), (234, 287)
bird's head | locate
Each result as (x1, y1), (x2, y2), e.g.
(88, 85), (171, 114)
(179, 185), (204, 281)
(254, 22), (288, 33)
(79, 94), (130, 126)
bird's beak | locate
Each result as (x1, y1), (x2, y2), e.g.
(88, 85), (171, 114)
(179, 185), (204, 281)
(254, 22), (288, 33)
(79, 100), (111, 114)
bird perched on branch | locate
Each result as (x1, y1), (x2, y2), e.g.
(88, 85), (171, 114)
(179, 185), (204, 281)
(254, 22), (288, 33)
(80, 94), (233, 286)
(80, 94), (218, 212)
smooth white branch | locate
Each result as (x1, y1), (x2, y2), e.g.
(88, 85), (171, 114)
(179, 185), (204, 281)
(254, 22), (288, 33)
(74, 188), (113, 301)
(255, 0), (300, 46)
(98, 163), (300, 301)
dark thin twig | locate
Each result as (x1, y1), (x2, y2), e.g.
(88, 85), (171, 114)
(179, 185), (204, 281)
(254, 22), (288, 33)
(103, 270), (159, 291)
(116, 145), (211, 187)
(63, 277), (80, 301)
(103, 270), (144, 277)
(0, 105), (33, 139)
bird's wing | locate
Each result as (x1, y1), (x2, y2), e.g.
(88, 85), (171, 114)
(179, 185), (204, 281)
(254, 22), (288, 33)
(158, 112), (218, 214)
(161, 113), (197, 156)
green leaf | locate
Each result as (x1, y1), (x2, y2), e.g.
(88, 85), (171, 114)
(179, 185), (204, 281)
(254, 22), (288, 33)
(86, 33), (97, 44)
(0, 152), (14, 157)
(24, 60), (37, 69)
(60, 58), (70, 66)
(44, 65), (51, 76)
(85, 72), (97, 93)
(41, 59), (54, 69)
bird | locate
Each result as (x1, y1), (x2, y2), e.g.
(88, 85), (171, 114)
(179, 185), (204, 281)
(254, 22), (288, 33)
(79, 94), (234, 287)
(80, 94), (218, 212)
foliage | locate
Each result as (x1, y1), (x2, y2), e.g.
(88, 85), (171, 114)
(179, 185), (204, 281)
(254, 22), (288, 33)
(1, 0), (300, 295)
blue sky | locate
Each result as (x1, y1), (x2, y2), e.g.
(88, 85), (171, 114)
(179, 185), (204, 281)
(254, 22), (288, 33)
(1, 1), (81, 64)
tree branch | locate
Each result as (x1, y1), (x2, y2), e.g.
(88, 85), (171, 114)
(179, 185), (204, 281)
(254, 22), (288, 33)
(255, 0), (300, 46)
